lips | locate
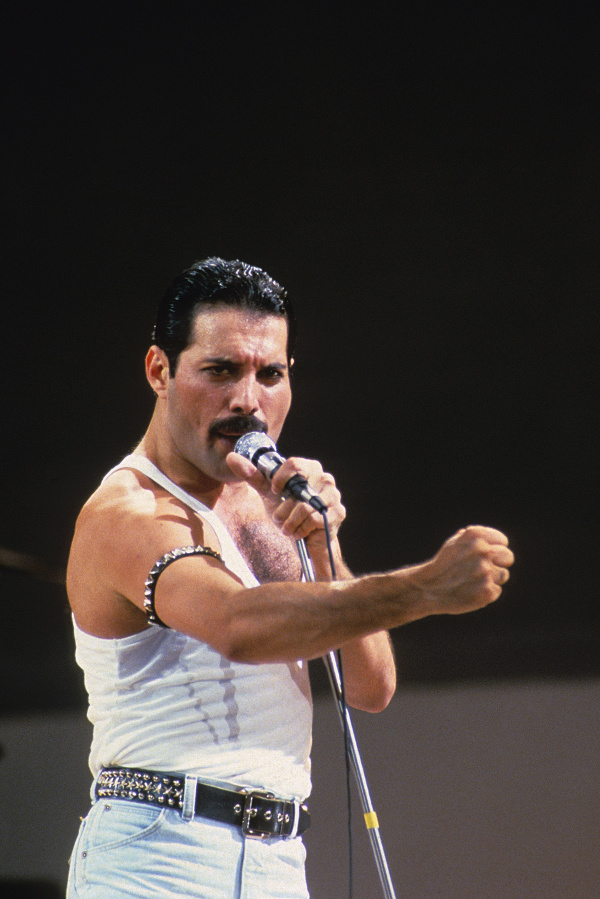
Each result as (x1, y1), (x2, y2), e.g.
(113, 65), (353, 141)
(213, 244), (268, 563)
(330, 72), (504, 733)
(213, 431), (244, 443)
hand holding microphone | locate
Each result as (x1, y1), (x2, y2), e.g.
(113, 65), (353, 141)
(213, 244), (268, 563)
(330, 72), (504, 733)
(231, 431), (346, 577)
(233, 432), (327, 512)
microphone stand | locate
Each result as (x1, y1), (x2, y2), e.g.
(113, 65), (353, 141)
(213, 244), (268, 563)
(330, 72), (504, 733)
(297, 538), (398, 899)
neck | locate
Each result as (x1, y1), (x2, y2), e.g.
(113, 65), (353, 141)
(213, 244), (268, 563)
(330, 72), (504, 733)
(135, 409), (227, 509)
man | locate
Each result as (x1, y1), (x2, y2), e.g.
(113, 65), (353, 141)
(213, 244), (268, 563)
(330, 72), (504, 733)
(66, 257), (513, 898)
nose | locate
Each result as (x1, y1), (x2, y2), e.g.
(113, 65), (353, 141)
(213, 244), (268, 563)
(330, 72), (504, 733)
(228, 374), (260, 415)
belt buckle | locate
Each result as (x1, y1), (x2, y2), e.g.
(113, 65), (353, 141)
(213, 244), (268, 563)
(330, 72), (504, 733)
(242, 790), (277, 839)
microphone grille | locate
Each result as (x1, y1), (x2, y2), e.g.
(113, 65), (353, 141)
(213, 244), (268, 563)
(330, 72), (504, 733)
(234, 431), (276, 462)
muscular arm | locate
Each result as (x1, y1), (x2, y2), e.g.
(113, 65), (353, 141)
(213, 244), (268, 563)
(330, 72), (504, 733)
(145, 527), (511, 667)
(221, 452), (512, 711)
(67, 463), (513, 716)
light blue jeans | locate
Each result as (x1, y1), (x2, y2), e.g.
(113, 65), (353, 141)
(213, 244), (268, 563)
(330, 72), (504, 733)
(66, 798), (310, 898)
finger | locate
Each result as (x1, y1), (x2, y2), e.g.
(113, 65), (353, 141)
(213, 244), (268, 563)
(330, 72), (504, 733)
(272, 463), (340, 512)
(276, 502), (317, 539)
(289, 516), (323, 541)
(495, 567), (510, 586)
(271, 496), (298, 526)
(490, 546), (515, 567)
(226, 451), (272, 494)
(463, 525), (509, 546)
(269, 457), (316, 499)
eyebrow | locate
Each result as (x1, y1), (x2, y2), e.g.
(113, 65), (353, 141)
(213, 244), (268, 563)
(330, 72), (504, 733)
(203, 357), (288, 371)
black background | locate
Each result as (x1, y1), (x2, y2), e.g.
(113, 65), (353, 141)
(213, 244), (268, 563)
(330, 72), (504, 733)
(1, 2), (598, 713)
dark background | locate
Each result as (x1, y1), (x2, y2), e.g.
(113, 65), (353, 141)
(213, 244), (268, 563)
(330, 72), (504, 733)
(1, 2), (598, 714)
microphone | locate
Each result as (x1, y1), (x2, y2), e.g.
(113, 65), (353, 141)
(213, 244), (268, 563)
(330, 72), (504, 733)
(234, 432), (327, 512)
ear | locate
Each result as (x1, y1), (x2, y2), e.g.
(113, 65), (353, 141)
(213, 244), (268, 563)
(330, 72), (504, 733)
(146, 346), (170, 397)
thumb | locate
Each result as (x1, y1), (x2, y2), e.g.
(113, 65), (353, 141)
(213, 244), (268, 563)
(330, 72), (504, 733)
(226, 451), (271, 494)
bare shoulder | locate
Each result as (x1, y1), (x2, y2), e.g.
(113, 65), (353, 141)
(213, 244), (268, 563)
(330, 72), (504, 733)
(67, 468), (220, 637)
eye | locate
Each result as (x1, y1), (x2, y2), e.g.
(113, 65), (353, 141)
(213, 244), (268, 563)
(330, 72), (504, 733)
(260, 366), (285, 382)
(204, 364), (232, 376)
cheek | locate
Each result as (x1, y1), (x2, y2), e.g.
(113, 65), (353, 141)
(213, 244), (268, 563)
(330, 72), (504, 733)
(269, 387), (292, 426)
(168, 382), (213, 426)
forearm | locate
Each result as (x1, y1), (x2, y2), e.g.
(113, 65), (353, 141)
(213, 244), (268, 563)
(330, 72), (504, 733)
(159, 525), (512, 677)
(222, 457), (514, 675)
(337, 630), (396, 712)
(308, 537), (397, 711)
(221, 569), (417, 666)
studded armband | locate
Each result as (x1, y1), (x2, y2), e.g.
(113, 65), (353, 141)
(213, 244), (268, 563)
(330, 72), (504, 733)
(144, 545), (223, 628)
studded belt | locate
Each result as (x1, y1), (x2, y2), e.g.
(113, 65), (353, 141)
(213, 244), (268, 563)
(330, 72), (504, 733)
(96, 766), (310, 839)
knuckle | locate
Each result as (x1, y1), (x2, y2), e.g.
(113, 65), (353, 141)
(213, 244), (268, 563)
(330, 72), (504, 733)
(482, 558), (496, 576)
(296, 456), (324, 475)
(472, 537), (489, 554)
(272, 507), (286, 525)
(480, 583), (500, 604)
(472, 558), (491, 579)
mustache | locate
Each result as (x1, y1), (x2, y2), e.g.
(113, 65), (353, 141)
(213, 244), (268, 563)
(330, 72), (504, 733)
(208, 415), (268, 440)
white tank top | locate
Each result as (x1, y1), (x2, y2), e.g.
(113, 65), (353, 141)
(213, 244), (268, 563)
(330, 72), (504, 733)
(73, 455), (313, 801)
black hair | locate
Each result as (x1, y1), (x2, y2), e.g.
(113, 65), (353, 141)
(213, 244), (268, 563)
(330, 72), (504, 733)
(152, 257), (296, 374)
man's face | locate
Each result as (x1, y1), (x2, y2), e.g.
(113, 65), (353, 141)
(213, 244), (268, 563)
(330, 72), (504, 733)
(163, 306), (292, 485)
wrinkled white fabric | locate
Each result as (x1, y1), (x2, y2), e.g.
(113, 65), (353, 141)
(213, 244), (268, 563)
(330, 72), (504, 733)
(73, 454), (313, 802)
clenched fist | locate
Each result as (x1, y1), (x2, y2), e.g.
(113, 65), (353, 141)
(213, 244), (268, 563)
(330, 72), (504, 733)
(409, 526), (514, 616)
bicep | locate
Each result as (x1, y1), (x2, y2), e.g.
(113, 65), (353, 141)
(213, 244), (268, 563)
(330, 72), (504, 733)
(149, 552), (247, 652)
(68, 492), (235, 642)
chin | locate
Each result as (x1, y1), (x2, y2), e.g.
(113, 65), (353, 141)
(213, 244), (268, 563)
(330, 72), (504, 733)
(202, 451), (240, 486)
(218, 466), (242, 485)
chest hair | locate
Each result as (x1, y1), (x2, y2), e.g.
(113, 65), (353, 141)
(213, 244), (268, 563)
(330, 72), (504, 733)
(221, 512), (303, 585)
